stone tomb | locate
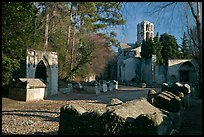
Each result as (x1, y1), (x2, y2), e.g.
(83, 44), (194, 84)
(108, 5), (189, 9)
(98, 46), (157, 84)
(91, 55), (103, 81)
(13, 49), (58, 98)
(9, 78), (46, 101)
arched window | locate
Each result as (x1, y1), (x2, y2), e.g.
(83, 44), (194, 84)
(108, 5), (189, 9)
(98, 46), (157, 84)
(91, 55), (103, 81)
(146, 24), (149, 31)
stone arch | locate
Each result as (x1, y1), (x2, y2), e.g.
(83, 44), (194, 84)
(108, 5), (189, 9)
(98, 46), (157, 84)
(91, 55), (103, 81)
(179, 61), (196, 83)
(35, 60), (47, 82)
(35, 56), (52, 97)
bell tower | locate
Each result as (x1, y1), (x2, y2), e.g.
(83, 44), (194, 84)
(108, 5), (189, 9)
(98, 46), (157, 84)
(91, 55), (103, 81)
(137, 20), (154, 45)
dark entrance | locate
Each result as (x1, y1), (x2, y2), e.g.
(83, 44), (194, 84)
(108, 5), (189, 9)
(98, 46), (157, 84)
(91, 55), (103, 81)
(180, 71), (189, 82)
(179, 61), (196, 83)
(35, 60), (47, 82)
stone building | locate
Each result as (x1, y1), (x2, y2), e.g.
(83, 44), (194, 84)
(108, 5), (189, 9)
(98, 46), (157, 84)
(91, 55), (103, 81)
(13, 49), (58, 98)
(137, 20), (154, 45)
(117, 20), (198, 86)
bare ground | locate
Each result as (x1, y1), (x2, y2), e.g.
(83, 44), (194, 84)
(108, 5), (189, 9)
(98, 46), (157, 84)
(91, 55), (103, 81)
(2, 86), (202, 135)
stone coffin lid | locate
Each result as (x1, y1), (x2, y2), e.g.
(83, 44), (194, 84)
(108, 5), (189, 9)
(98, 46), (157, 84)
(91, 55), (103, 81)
(13, 78), (46, 89)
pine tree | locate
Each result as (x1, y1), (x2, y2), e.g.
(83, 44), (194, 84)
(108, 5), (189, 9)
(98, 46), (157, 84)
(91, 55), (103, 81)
(180, 32), (191, 59)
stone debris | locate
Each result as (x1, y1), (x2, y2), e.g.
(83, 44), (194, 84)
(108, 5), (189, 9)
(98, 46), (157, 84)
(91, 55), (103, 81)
(58, 98), (178, 135)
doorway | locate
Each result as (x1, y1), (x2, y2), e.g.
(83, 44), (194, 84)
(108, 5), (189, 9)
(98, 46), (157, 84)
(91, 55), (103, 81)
(35, 60), (47, 83)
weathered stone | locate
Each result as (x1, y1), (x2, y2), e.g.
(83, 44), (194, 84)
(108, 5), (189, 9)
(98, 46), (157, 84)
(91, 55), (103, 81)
(100, 83), (108, 92)
(148, 89), (157, 96)
(177, 92), (184, 99)
(161, 83), (170, 92)
(59, 83), (72, 94)
(149, 91), (182, 112)
(9, 78), (46, 101)
(182, 84), (191, 94)
(58, 98), (180, 135)
(106, 98), (123, 107)
(99, 98), (173, 135)
(58, 104), (87, 135)
(113, 80), (118, 89)
(140, 83), (147, 88)
(106, 81), (114, 91)
(132, 112), (172, 135)
(170, 82), (183, 94)
(84, 85), (100, 94)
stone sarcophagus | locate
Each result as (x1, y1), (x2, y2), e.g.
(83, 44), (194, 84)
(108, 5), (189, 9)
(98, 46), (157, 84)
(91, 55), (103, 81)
(9, 78), (46, 101)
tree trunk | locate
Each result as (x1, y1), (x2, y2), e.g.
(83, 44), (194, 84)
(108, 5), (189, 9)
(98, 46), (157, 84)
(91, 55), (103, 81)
(196, 2), (202, 99)
(44, 3), (49, 50)
(188, 2), (202, 98)
(70, 3), (78, 80)
(65, 3), (72, 63)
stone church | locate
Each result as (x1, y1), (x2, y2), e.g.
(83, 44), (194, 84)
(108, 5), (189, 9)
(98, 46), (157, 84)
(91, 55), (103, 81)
(117, 20), (199, 86)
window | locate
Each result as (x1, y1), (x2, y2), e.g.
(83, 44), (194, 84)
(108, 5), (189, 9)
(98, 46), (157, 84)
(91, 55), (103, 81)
(146, 24), (149, 31)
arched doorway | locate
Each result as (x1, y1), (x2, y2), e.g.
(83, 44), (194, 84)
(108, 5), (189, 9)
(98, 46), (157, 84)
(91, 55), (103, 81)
(35, 60), (47, 83)
(179, 61), (196, 83)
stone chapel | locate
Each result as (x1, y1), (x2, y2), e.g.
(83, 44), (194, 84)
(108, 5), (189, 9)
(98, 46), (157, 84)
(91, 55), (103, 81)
(117, 20), (199, 86)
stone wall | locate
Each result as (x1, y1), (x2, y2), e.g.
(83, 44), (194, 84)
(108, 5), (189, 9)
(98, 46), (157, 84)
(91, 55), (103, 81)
(155, 65), (167, 84)
(167, 59), (190, 83)
(140, 58), (152, 84)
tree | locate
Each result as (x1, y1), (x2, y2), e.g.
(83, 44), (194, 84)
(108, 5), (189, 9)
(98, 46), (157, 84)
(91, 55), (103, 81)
(2, 2), (126, 85)
(2, 2), (38, 86)
(141, 36), (155, 59)
(153, 32), (164, 65)
(160, 33), (180, 65)
(180, 32), (191, 59)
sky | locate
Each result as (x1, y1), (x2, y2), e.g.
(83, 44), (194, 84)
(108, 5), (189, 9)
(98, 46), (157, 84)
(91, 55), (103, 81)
(110, 2), (202, 52)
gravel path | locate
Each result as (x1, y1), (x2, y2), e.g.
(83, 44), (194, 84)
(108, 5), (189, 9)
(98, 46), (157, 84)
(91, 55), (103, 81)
(2, 86), (202, 135)
(2, 86), (152, 135)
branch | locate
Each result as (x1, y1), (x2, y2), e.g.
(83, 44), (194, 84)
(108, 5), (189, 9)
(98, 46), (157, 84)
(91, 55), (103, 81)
(188, 2), (197, 21)
(151, 2), (176, 14)
(187, 27), (198, 48)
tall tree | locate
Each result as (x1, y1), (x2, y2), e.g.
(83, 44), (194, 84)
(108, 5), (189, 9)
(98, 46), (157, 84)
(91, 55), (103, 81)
(160, 33), (180, 65)
(141, 36), (155, 59)
(2, 2), (37, 86)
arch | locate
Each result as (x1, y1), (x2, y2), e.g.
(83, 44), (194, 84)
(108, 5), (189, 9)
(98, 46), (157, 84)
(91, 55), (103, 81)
(146, 24), (149, 31)
(35, 60), (47, 82)
(35, 57), (52, 97)
(179, 61), (196, 83)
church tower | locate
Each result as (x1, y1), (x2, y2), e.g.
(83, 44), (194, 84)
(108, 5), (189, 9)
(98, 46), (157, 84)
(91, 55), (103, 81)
(137, 20), (154, 45)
